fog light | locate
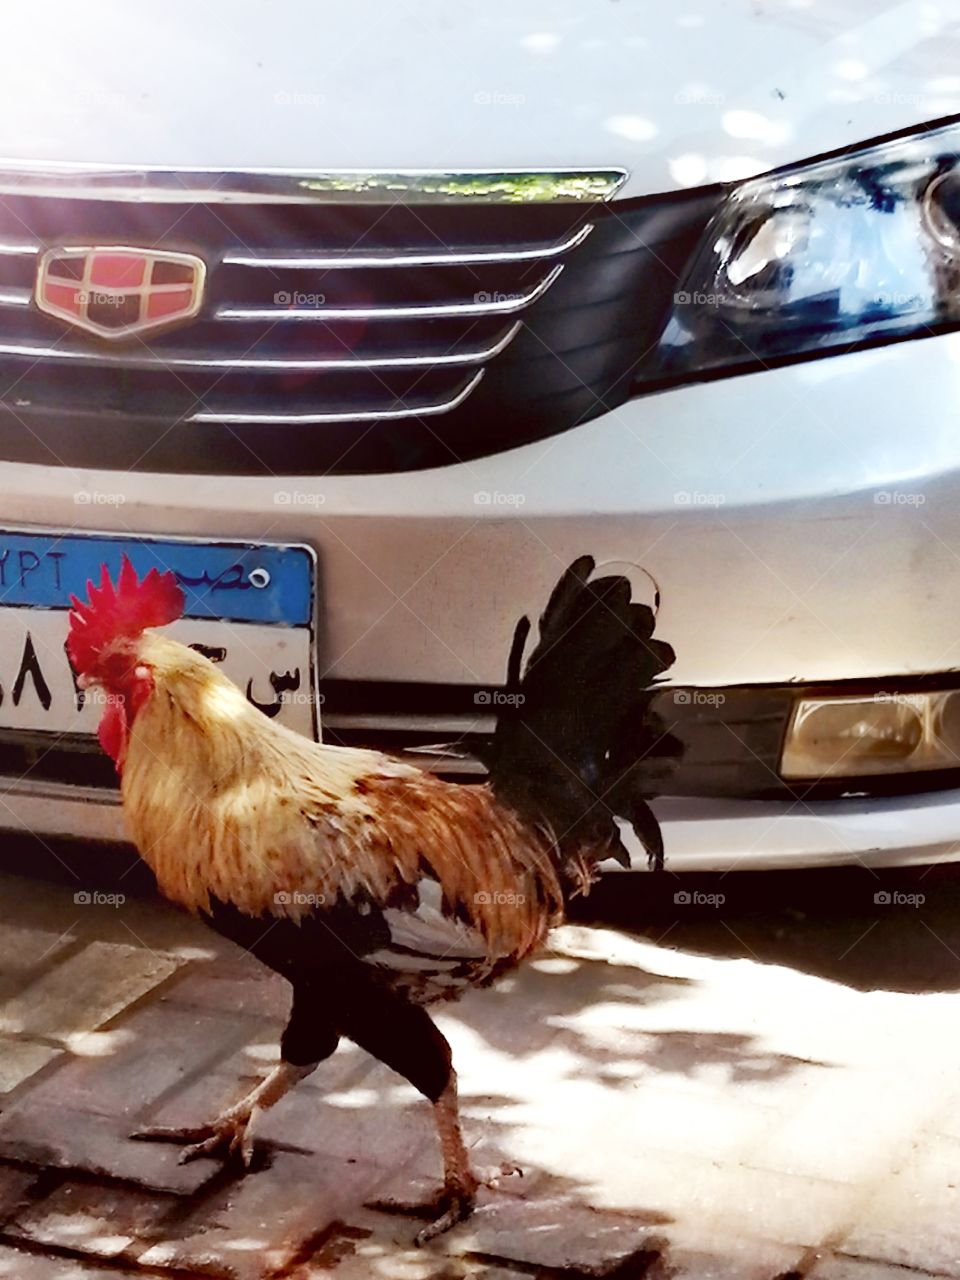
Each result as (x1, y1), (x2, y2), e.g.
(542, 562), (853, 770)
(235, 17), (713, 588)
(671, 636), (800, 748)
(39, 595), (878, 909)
(780, 690), (960, 780)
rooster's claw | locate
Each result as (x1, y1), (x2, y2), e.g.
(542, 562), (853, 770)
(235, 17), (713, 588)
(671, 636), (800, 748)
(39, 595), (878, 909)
(414, 1190), (476, 1246)
(131, 1124), (213, 1145)
(366, 1185), (477, 1246)
(130, 1113), (259, 1169)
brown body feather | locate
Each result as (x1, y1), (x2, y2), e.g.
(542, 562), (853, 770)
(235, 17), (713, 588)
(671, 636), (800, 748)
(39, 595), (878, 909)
(122, 634), (564, 972)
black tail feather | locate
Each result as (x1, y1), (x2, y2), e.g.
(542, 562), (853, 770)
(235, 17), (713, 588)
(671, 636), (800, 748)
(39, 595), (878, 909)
(505, 614), (532, 695)
(486, 557), (679, 878)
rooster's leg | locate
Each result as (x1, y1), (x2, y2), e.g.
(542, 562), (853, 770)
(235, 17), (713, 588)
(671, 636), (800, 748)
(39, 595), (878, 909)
(345, 987), (517, 1245)
(415, 1069), (479, 1244)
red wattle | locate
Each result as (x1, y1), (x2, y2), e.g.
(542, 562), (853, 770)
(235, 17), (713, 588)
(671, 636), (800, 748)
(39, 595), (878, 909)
(98, 700), (128, 773)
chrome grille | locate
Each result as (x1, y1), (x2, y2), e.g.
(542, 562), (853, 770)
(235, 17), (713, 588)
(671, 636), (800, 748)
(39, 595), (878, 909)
(0, 165), (712, 474)
(0, 196), (594, 430)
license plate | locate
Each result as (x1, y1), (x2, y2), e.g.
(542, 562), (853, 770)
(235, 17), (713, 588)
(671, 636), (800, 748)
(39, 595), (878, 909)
(0, 530), (318, 740)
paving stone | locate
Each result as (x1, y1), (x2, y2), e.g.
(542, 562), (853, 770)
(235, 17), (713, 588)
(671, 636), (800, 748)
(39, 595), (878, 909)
(0, 1243), (145, 1278)
(695, 1163), (861, 1246)
(22, 1001), (253, 1122)
(579, 1080), (773, 1161)
(840, 1134), (960, 1276)
(292, 1216), (518, 1279)
(0, 1165), (38, 1226)
(808, 1256), (955, 1278)
(750, 1068), (948, 1184)
(8, 1181), (176, 1257)
(422, 1194), (664, 1273)
(0, 925), (76, 979)
(165, 963), (290, 1020)
(580, 1143), (859, 1246)
(0, 1037), (62, 1094)
(0, 941), (181, 1041)
(256, 1061), (435, 1172)
(651, 1231), (805, 1279)
(0, 1104), (219, 1195)
(139, 1150), (390, 1280)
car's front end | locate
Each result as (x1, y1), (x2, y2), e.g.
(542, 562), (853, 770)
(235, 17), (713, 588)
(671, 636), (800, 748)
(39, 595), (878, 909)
(3, 0), (960, 871)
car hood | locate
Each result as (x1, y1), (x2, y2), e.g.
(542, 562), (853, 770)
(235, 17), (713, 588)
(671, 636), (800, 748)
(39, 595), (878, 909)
(1, 0), (959, 200)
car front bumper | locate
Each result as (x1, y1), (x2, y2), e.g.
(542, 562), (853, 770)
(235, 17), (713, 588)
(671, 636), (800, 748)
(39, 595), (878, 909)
(4, 776), (959, 876)
(2, 332), (960, 868)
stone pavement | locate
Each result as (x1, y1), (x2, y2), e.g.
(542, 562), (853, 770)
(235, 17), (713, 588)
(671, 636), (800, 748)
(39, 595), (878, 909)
(1, 866), (960, 1278)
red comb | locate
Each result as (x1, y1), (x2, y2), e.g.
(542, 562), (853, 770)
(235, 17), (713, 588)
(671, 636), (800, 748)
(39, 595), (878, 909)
(67, 554), (185, 676)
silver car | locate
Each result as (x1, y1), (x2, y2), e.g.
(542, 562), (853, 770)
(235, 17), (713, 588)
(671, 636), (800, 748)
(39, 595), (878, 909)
(1, 0), (960, 872)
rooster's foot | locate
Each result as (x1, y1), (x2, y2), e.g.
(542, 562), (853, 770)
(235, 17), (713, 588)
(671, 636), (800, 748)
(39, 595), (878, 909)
(367, 1182), (476, 1245)
(414, 1185), (477, 1246)
(131, 1063), (313, 1171)
(132, 1104), (260, 1169)
(368, 1163), (522, 1246)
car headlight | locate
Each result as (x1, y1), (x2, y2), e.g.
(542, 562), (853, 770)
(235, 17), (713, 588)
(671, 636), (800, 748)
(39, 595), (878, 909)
(654, 122), (960, 379)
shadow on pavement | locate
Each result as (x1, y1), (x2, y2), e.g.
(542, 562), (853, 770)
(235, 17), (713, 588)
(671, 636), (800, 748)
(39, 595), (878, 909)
(571, 861), (960, 995)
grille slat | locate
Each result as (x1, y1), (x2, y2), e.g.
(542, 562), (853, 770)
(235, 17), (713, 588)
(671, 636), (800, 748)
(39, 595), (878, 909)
(222, 224), (593, 268)
(189, 369), (484, 425)
(215, 264), (564, 321)
(0, 321), (521, 372)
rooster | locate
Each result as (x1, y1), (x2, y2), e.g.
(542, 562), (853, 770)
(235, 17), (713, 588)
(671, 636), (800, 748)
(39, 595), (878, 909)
(66, 553), (677, 1243)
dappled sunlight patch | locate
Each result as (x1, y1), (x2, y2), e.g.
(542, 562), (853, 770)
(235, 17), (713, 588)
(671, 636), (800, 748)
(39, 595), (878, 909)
(63, 1028), (133, 1057)
(325, 1086), (406, 1111)
(241, 1040), (281, 1065)
(519, 30), (561, 55)
(669, 153), (709, 186)
(21, 1211), (131, 1255)
(530, 956), (579, 975)
(605, 114), (658, 143)
(722, 108), (791, 146)
(167, 945), (218, 962)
